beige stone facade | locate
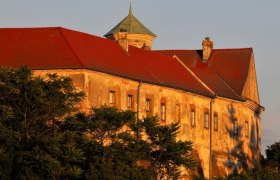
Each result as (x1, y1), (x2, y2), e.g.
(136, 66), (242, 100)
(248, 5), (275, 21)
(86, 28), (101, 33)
(34, 68), (262, 178)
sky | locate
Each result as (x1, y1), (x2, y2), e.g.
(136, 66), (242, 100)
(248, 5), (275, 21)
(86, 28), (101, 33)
(0, 0), (279, 155)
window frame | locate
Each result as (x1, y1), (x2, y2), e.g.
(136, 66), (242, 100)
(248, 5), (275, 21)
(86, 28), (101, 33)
(145, 98), (151, 112)
(214, 114), (218, 131)
(175, 104), (181, 123)
(191, 109), (196, 127)
(109, 90), (116, 104)
(160, 103), (166, 122)
(127, 94), (133, 108)
(204, 112), (209, 129)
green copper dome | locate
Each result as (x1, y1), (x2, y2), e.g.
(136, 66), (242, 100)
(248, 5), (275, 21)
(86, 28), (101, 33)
(104, 4), (156, 37)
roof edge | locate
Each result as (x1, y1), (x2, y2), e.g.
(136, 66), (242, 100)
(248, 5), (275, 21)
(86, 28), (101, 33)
(173, 55), (216, 96)
(58, 28), (84, 66)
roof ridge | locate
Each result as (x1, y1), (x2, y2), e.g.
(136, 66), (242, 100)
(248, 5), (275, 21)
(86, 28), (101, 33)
(215, 73), (244, 101)
(58, 27), (84, 66)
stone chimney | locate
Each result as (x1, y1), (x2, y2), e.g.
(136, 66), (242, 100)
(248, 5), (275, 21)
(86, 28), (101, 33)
(202, 37), (214, 61)
(116, 32), (129, 52)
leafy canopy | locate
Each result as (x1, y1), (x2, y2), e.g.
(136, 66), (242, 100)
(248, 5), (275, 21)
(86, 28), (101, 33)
(266, 141), (280, 173)
(0, 67), (195, 179)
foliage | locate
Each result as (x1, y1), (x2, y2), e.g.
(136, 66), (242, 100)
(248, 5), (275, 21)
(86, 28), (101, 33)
(226, 167), (280, 180)
(0, 67), (85, 179)
(140, 116), (195, 179)
(211, 141), (280, 180)
(266, 141), (280, 173)
(0, 67), (195, 179)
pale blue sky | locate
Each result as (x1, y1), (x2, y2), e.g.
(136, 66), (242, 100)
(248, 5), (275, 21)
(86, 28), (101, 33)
(0, 0), (279, 155)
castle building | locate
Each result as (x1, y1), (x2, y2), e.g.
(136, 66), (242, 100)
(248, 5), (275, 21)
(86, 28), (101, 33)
(0, 5), (264, 179)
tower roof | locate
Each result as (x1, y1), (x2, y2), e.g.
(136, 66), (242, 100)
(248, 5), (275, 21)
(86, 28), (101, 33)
(104, 4), (156, 37)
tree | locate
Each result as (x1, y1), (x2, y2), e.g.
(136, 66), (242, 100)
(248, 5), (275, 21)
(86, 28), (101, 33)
(0, 67), (195, 179)
(266, 141), (280, 173)
(226, 167), (280, 180)
(60, 107), (195, 179)
(57, 107), (155, 180)
(139, 116), (196, 179)
(0, 67), (84, 179)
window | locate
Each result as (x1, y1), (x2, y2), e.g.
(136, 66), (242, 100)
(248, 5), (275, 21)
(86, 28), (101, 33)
(204, 112), (209, 129)
(175, 104), (181, 123)
(245, 121), (249, 137)
(127, 95), (133, 108)
(191, 110), (196, 127)
(160, 103), (166, 121)
(109, 91), (116, 104)
(233, 119), (238, 135)
(214, 114), (218, 131)
(146, 99), (151, 112)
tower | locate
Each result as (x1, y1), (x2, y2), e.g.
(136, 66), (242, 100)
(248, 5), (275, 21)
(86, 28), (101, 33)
(104, 3), (156, 51)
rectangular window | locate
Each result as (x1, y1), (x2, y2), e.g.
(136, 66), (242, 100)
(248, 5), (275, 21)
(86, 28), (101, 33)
(245, 121), (249, 137)
(204, 112), (209, 129)
(191, 110), (196, 127)
(233, 119), (238, 135)
(127, 95), (133, 108)
(160, 103), (166, 121)
(146, 99), (151, 112)
(214, 114), (218, 131)
(175, 104), (181, 123)
(109, 91), (116, 104)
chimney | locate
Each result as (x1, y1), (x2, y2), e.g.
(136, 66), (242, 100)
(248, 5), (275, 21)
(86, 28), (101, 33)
(116, 32), (129, 52)
(202, 37), (214, 61)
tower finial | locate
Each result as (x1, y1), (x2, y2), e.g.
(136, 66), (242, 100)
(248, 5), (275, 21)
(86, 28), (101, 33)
(129, 1), (132, 15)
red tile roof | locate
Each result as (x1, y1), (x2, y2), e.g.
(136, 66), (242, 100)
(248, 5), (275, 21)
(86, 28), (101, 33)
(0, 27), (253, 101)
(208, 49), (252, 95)
(0, 27), (214, 98)
(155, 48), (253, 100)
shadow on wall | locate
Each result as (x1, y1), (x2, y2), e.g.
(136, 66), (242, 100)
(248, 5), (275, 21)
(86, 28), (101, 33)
(190, 149), (205, 179)
(221, 104), (259, 175)
(250, 111), (261, 166)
